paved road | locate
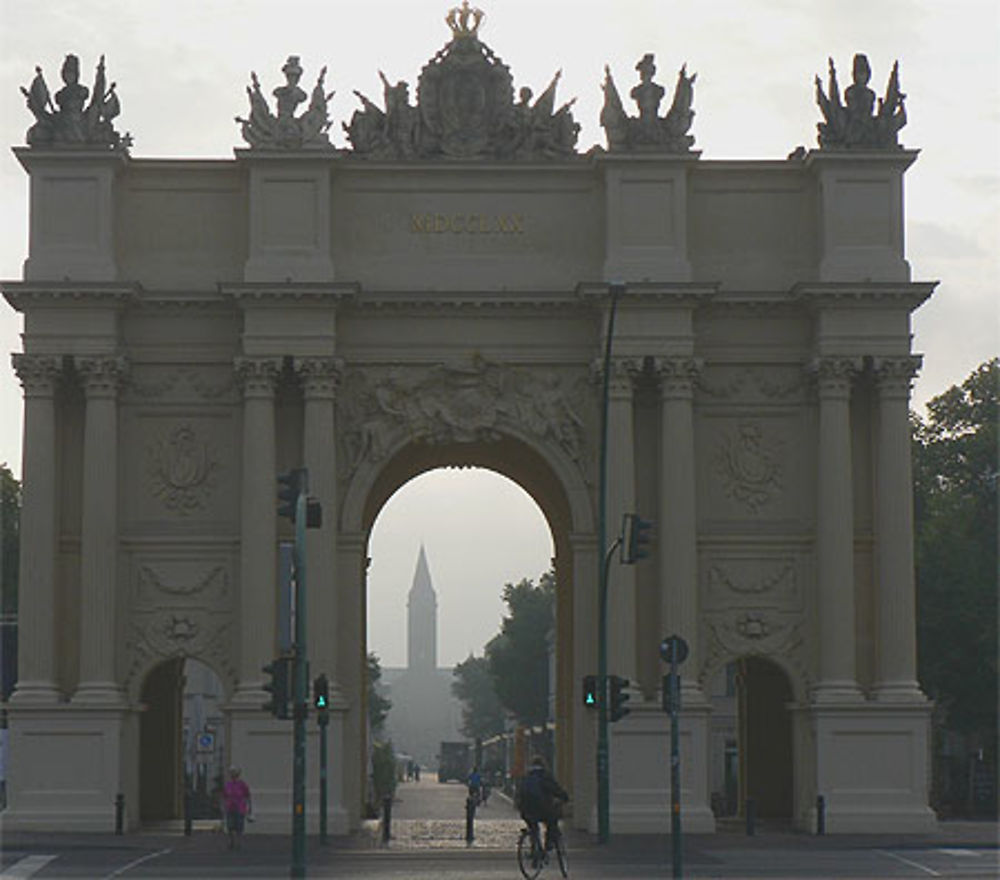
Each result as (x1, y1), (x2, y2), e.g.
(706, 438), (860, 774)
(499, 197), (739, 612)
(2, 820), (996, 878)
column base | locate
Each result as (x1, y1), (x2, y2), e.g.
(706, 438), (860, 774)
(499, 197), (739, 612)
(872, 681), (928, 702)
(8, 681), (62, 704)
(604, 701), (715, 834)
(810, 681), (865, 704)
(3, 704), (138, 832)
(71, 681), (127, 706)
(805, 698), (936, 834)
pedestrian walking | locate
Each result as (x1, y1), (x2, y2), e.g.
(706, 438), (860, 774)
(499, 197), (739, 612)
(222, 766), (252, 850)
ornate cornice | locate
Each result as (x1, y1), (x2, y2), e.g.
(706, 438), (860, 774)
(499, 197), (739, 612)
(220, 283), (358, 306)
(576, 281), (718, 306)
(1, 281), (140, 313)
(792, 282), (936, 313)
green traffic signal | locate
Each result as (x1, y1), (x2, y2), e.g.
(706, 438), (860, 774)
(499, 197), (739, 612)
(582, 674), (599, 708)
(313, 673), (329, 710)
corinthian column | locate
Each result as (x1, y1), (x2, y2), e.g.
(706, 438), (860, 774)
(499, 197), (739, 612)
(606, 358), (639, 679)
(233, 356), (281, 703)
(10, 354), (62, 703)
(811, 357), (863, 701)
(655, 356), (702, 696)
(73, 355), (128, 704)
(873, 355), (924, 701)
(296, 357), (342, 688)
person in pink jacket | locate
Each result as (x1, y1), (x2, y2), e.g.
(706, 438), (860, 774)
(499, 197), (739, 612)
(222, 766), (253, 849)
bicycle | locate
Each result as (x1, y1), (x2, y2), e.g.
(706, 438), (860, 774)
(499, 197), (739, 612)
(516, 820), (568, 878)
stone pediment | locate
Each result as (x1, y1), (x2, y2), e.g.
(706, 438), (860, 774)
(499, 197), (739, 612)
(344, 1), (579, 160)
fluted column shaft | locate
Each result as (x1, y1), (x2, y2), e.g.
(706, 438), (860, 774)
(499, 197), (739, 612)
(606, 358), (638, 679)
(73, 355), (127, 703)
(813, 357), (863, 701)
(656, 357), (702, 693)
(10, 354), (62, 703)
(874, 355), (923, 700)
(297, 357), (341, 689)
(234, 357), (280, 701)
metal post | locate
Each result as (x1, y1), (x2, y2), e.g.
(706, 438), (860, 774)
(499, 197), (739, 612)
(597, 281), (623, 844)
(381, 795), (392, 844)
(745, 797), (756, 836)
(291, 476), (308, 879)
(670, 663), (682, 878)
(319, 709), (329, 844)
(114, 793), (124, 835)
(184, 787), (192, 837)
(816, 794), (825, 835)
(465, 795), (476, 844)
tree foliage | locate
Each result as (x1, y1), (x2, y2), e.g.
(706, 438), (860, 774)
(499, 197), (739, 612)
(367, 651), (391, 736)
(913, 358), (998, 741)
(1, 464), (19, 616)
(451, 653), (505, 740)
(485, 571), (555, 727)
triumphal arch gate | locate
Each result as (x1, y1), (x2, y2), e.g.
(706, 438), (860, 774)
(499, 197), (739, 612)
(5, 6), (936, 834)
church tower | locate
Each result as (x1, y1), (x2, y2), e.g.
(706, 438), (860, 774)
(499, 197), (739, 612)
(407, 544), (438, 671)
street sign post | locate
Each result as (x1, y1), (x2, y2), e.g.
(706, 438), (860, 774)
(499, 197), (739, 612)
(660, 634), (689, 879)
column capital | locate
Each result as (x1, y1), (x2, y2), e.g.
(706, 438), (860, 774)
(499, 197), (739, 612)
(808, 356), (863, 398)
(75, 355), (128, 397)
(874, 355), (922, 397)
(234, 356), (282, 397)
(593, 356), (642, 394)
(294, 356), (344, 399)
(12, 353), (63, 395)
(654, 356), (702, 399)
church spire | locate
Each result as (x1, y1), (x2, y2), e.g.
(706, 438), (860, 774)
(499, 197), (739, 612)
(407, 543), (438, 671)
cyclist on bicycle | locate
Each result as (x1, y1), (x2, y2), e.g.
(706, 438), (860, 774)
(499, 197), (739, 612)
(517, 755), (569, 854)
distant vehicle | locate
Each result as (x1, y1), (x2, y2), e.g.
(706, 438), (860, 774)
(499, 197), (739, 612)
(438, 741), (471, 783)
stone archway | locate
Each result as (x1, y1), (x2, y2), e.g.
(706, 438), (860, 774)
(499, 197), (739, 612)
(340, 429), (596, 825)
(139, 658), (185, 823)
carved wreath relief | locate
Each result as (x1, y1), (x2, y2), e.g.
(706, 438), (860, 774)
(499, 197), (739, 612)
(714, 421), (783, 513)
(147, 423), (220, 515)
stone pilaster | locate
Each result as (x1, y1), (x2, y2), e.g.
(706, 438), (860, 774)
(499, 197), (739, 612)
(654, 356), (703, 698)
(872, 355), (924, 701)
(295, 356), (343, 691)
(10, 354), (63, 703)
(72, 355), (128, 704)
(606, 357), (640, 678)
(811, 357), (864, 701)
(233, 356), (281, 703)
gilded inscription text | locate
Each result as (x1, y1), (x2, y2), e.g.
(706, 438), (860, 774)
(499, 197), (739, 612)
(410, 213), (525, 235)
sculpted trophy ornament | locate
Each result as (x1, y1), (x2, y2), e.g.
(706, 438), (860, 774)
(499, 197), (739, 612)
(236, 55), (335, 150)
(815, 54), (906, 149)
(21, 54), (130, 149)
(600, 53), (696, 152)
(344, 2), (579, 159)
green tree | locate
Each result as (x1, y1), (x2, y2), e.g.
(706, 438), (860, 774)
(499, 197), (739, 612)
(913, 359), (998, 745)
(1, 464), (19, 616)
(485, 570), (555, 726)
(451, 653), (505, 740)
(367, 651), (391, 735)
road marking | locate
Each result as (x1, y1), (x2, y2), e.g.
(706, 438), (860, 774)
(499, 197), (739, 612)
(878, 849), (942, 877)
(103, 848), (172, 878)
(0, 855), (57, 879)
(937, 848), (980, 857)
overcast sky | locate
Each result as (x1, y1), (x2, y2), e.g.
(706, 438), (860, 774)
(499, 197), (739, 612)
(0, 1), (996, 667)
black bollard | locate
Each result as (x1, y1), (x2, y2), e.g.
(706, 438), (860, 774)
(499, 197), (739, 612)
(816, 794), (825, 835)
(465, 796), (476, 844)
(184, 789), (193, 836)
(114, 793), (125, 835)
(745, 797), (756, 836)
(381, 795), (392, 844)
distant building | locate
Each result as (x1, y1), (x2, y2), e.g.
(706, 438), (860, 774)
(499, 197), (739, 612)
(379, 546), (463, 769)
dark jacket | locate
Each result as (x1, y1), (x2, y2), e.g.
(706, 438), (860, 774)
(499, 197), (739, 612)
(518, 766), (569, 821)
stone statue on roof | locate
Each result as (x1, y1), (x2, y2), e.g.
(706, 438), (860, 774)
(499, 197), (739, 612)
(600, 53), (696, 153)
(21, 54), (130, 149)
(815, 54), (907, 149)
(236, 56), (334, 150)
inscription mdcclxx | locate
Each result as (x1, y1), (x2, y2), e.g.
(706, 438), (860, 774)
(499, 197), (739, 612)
(410, 213), (525, 234)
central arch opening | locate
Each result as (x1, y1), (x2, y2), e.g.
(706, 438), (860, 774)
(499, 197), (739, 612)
(359, 435), (579, 826)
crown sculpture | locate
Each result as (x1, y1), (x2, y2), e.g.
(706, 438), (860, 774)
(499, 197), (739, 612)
(236, 55), (334, 150)
(343, 1), (579, 159)
(600, 53), (697, 153)
(814, 53), (906, 149)
(21, 54), (130, 149)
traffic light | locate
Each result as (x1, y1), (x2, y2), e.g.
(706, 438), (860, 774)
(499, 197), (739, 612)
(621, 513), (654, 564)
(262, 655), (291, 719)
(582, 674), (600, 709)
(277, 469), (304, 522)
(313, 673), (329, 711)
(609, 675), (631, 722)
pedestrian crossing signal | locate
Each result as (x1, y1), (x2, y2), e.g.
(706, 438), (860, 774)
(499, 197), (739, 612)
(313, 673), (329, 710)
(582, 674), (599, 708)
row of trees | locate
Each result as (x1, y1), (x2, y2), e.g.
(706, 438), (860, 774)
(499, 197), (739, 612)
(451, 571), (555, 739)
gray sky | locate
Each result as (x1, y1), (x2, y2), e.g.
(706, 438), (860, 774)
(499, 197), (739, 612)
(1, 0), (997, 666)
